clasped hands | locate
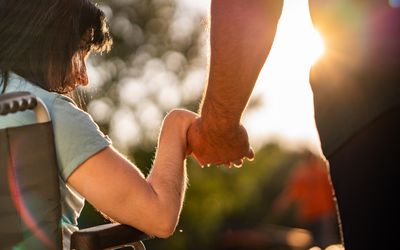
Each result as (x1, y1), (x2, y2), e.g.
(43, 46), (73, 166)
(186, 117), (254, 168)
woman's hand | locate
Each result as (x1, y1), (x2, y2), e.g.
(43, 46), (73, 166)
(159, 109), (199, 157)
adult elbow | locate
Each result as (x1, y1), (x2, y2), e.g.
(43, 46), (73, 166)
(140, 185), (183, 238)
(150, 215), (178, 238)
(140, 204), (180, 238)
(153, 227), (175, 239)
(123, 212), (177, 239)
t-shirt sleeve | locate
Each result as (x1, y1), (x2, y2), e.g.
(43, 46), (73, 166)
(51, 96), (111, 181)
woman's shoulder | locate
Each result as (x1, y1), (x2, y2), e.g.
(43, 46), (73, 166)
(6, 73), (60, 106)
(4, 72), (106, 136)
(4, 73), (99, 132)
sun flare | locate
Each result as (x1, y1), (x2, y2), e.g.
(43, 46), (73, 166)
(307, 29), (325, 66)
(272, 0), (326, 68)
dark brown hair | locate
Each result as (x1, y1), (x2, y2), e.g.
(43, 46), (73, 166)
(0, 0), (112, 93)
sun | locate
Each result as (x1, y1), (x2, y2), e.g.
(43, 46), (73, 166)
(306, 28), (325, 66)
(272, 0), (326, 68)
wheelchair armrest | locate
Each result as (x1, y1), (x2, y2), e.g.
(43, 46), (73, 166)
(70, 223), (153, 250)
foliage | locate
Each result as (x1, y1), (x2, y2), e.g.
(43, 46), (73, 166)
(88, 0), (208, 152)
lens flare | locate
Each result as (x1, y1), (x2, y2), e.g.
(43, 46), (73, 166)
(7, 158), (57, 250)
(389, 0), (400, 8)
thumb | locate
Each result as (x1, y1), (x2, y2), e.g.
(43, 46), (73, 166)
(190, 153), (206, 167)
(246, 147), (255, 161)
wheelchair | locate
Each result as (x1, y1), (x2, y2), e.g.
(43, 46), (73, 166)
(0, 92), (151, 249)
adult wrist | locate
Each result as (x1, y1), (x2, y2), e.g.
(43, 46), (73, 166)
(200, 99), (242, 128)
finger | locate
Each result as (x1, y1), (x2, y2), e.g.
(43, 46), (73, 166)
(191, 154), (206, 167)
(233, 159), (243, 168)
(232, 159), (243, 165)
(197, 157), (206, 166)
(222, 162), (234, 168)
(245, 147), (255, 161)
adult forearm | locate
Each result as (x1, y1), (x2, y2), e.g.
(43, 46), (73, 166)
(201, 0), (283, 125)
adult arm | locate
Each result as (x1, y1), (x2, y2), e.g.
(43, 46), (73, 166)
(188, 0), (284, 166)
(67, 109), (197, 238)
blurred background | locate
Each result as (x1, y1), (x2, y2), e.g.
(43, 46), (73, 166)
(78, 0), (342, 249)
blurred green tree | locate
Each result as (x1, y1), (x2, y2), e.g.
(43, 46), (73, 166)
(86, 0), (208, 153)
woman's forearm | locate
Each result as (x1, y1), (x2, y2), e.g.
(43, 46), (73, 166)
(145, 110), (192, 237)
(146, 155), (186, 238)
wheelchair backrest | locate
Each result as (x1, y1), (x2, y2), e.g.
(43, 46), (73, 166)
(0, 92), (62, 249)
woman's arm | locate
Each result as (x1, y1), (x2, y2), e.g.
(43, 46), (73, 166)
(67, 109), (197, 238)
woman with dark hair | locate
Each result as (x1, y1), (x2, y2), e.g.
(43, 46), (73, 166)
(0, 0), (112, 93)
(0, 0), (197, 249)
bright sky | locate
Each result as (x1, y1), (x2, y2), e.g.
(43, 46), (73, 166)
(243, 0), (324, 153)
(180, 0), (325, 153)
